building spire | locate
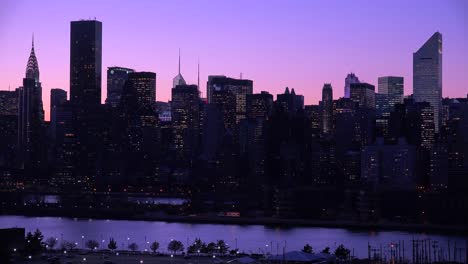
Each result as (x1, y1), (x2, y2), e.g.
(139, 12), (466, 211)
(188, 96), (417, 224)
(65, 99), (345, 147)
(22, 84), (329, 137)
(197, 58), (200, 89)
(26, 34), (40, 81)
(178, 48), (181, 74)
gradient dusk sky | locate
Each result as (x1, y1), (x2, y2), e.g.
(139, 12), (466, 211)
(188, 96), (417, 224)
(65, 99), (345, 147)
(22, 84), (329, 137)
(1, 0), (467, 120)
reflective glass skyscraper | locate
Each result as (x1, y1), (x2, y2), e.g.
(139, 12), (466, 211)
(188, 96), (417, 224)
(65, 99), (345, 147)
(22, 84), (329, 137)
(413, 32), (442, 132)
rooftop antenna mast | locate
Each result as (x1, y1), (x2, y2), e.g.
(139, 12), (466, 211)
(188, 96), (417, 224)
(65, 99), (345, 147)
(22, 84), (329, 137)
(178, 48), (181, 75)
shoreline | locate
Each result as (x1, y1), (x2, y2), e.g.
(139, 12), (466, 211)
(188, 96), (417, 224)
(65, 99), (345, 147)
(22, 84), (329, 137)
(1, 210), (468, 236)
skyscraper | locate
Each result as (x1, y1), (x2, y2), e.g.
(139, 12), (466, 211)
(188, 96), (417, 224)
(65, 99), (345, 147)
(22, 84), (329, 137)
(344, 73), (360, 98)
(321, 83), (333, 134)
(106, 67), (135, 107)
(350, 82), (375, 109)
(69, 20), (102, 187)
(18, 37), (45, 169)
(413, 32), (442, 132)
(171, 84), (200, 159)
(70, 20), (102, 106)
(173, 49), (186, 88)
(50, 88), (67, 141)
(378, 76), (404, 114)
(122, 72), (156, 110)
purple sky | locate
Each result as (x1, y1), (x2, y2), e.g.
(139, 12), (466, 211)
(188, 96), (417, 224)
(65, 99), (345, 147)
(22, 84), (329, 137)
(1, 0), (467, 120)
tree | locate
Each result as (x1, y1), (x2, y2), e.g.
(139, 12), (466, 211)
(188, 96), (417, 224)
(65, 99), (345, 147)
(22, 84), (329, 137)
(150, 241), (160, 253)
(334, 244), (350, 260)
(128, 242), (139, 252)
(302, 244), (313, 254)
(108, 238), (117, 251)
(85, 240), (99, 251)
(45, 237), (58, 250)
(188, 238), (203, 254)
(229, 249), (240, 255)
(204, 242), (216, 254)
(216, 240), (229, 255)
(321, 247), (330, 254)
(25, 229), (44, 254)
(60, 241), (77, 251)
(168, 240), (184, 254)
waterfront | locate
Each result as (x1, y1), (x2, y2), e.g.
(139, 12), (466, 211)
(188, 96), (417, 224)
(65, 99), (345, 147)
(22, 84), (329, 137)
(1, 215), (467, 259)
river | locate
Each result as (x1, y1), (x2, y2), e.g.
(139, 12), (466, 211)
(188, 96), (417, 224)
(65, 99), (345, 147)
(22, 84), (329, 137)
(0, 215), (466, 259)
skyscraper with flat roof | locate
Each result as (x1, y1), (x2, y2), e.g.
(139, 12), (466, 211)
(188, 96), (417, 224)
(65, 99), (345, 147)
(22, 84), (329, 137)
(70, 20), (102, 106)
(413, 32), (442, 132)
(106, 67), (134, 107)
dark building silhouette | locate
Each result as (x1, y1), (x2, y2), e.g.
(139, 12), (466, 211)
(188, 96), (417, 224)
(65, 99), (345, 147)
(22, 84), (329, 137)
(171, 84), (200, 160)
(50, 89), (67, 141)
(344, 72), (360, 98)
(0, 90), (19, 167)
(276, 87), (304, 116)
(69, 20), (103, 188)
(106, 67), (134, 107)
(321, 83), (333, 134)
(350, 82), (375, 109)
(70, 20), (102, 106)
(17, 38), (45, 170)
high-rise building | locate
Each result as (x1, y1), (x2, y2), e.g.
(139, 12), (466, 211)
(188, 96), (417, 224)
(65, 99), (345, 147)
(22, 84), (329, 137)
(344, 73), (360, 98)
(321, 83), (333, 134)
(69, 20), (102, 187)
(18, 38), (45, 169)
(246, 91), (273, 120)
(413, 32), (442, 132)
(122, 72), (156, 110)
(207, 76), (253, 139)
(70, 20), (102, 106)
(50, 89), (67, 142)
(0, 90), (19, 167)
(350, 82), (375, 109)
(173, 50), (186, 88)
(378, 76), (404, 114)
(276, 87), (304, 116)
(376, 77), (403, 137)
(106, 67), (134, 107)
(171, 84), (200, 159)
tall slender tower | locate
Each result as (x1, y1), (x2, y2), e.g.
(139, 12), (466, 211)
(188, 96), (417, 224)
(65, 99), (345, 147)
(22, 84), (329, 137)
(321, 83), (333, 134)
(18, 36), (45, 169)
(70, 20), (102, 106)
(173, 49), (186, 88)
(413, 32), (442, 132)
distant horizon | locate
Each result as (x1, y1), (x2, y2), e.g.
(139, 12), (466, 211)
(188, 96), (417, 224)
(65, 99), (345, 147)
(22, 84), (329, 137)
(1, 0), (467, 121)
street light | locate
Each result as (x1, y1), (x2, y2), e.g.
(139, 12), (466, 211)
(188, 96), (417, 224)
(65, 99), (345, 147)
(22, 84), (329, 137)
(83, 257), (87, 262)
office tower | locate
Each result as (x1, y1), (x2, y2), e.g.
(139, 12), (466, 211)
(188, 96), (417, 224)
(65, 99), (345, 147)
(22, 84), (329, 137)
(207, 76), (253, 123)
(413, 32), (442, 132)
(69, 20), (102, 187)
(70, 20), (102, 106)
(207, 75), (253, 145)
(50, 89), (67, 140)
(246, 91), (273, 120)
(106, 67), (134, 107)
(171, 84), (200, 160)
(344, 72), (360, 98)
(304, 105), (321, 137)
(0, 90), (19, 167)
(18, 38), (45, 169)
(321, 83), (333, 134)
(350, 82), (375, 109)
(0, 90), (18, 116)
(173, 50), (186, 88)
(276, 87), (304, 116)
(122, 72), (156, 110)
(378, 76), (404, 113)
(244, 91), (274, 183)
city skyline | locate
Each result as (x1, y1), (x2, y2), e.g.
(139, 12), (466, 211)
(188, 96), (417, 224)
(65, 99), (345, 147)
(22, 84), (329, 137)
(1, 0), (467, 121)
